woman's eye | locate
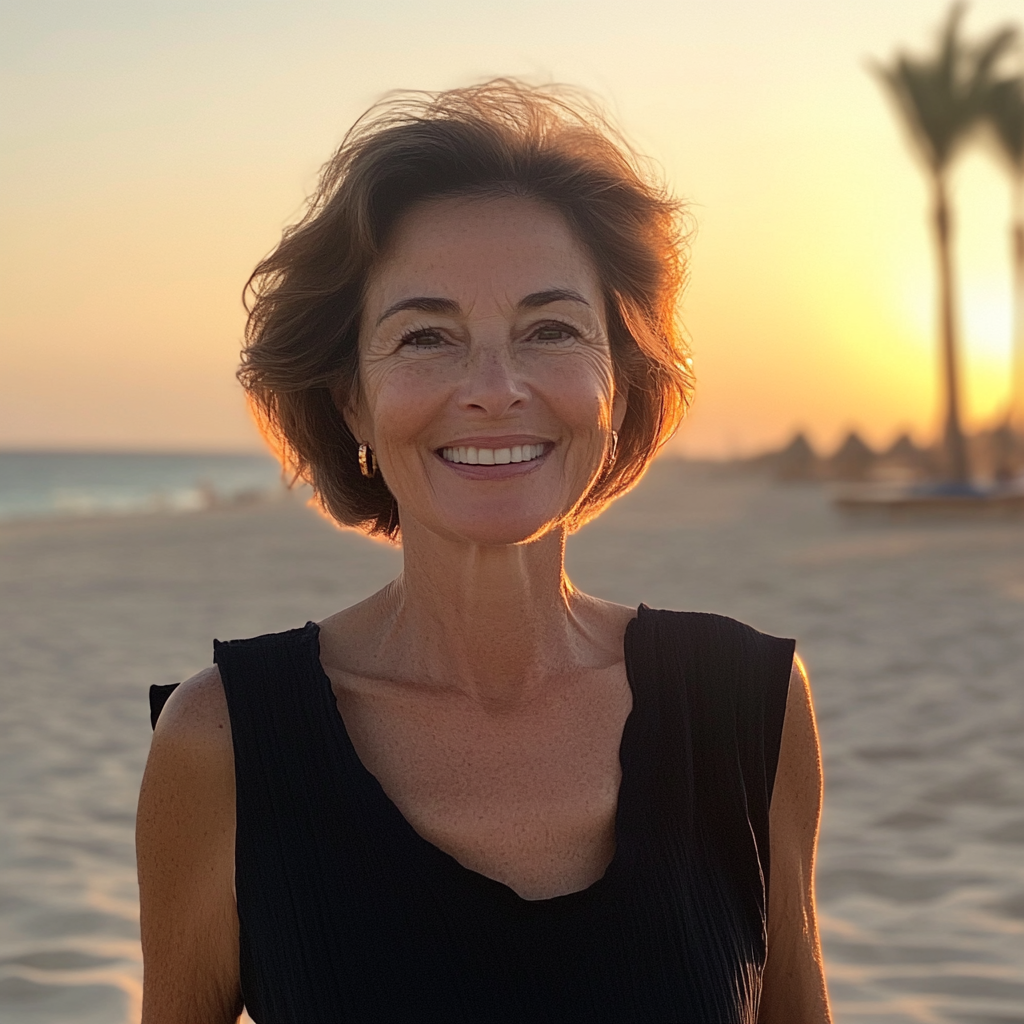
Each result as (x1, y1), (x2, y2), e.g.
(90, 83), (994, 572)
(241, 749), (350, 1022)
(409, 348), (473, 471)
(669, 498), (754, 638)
(400, 329), (444, 349)
(533, 324), (575, 343)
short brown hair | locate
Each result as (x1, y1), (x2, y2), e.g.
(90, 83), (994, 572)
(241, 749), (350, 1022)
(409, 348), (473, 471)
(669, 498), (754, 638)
(240, 80), (693, 539)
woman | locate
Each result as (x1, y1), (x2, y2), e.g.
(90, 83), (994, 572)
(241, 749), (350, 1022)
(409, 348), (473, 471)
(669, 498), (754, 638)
(137, 81), (831, 1023)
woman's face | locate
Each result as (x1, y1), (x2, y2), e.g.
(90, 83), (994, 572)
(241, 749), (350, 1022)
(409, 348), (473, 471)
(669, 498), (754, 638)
(346, 194), (625, 547)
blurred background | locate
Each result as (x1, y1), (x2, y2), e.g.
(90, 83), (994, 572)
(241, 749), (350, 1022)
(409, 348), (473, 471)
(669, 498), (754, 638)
(1, 1), (1023, 1022)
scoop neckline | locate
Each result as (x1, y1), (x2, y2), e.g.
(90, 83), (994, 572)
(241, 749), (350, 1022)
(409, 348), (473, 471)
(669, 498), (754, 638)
(308, 608), (646, 909)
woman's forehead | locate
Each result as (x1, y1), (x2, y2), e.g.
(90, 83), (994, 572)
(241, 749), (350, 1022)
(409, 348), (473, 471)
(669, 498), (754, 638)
(365, 195), (603, 314)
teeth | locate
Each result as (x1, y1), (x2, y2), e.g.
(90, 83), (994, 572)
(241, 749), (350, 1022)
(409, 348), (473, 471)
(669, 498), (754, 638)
(441, 444), (545, 465)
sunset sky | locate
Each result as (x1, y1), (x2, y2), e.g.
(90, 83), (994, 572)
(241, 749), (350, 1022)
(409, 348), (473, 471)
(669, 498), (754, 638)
(2, 0), (1021, 458)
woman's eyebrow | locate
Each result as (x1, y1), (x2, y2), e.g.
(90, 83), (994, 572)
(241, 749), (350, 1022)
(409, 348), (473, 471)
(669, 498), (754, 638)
(376, 296), (460, 326)
(518, 289), (590, 309)
(376, 288), (590, 326)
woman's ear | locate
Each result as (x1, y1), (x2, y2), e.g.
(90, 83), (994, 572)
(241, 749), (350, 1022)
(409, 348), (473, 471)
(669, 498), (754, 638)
(332, 382), (367, 445)
(611, 385), (628, 433)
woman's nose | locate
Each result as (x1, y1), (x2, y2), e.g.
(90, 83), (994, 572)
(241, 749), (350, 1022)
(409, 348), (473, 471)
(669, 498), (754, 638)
(456, 345), (530, 416)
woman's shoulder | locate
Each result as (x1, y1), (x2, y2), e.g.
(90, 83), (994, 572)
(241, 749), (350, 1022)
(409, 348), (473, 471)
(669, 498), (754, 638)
(150, 666), (233, 758)
(627, 605), (797, 723)
(632, 604), (793, 645)
(150, 619), (321, 727)
(629, 606), (795, 675)
(212, 620), (321, 652)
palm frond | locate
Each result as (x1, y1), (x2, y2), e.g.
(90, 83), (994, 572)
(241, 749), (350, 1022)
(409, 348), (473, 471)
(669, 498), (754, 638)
(986, 76), (1024, 170)
(872, 4), (1018, 174)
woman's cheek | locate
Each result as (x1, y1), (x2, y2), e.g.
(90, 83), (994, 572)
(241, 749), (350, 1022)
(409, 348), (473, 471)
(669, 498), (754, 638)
(369, 364), (450, 443)
(535, 356), (615, 428)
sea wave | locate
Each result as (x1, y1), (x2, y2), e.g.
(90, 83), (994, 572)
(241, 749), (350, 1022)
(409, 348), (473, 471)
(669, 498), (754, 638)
(0, 451), (285, 523)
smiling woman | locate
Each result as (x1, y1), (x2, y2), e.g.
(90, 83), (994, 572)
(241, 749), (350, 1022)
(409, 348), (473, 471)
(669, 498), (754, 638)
(136, 80), (832, 1024)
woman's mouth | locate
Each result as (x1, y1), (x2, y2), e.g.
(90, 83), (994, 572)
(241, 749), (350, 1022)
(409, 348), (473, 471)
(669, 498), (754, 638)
(440, 443), (546, 466)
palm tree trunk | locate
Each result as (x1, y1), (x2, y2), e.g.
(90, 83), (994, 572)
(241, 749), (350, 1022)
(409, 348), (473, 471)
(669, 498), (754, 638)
(1011, 175), (1024, 435)
(933, 175), (969, 483)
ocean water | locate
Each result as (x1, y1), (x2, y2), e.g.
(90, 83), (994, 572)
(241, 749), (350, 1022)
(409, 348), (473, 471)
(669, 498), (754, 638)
(0, 451), (285, 522)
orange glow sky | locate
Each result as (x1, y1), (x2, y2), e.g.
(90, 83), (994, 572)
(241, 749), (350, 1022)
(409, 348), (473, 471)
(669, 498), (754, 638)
(1, 0), (1020, 458)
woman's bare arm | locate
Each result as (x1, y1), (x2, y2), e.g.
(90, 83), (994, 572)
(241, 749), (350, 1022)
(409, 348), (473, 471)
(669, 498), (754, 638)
(758, 656), (832, 1023)
(136, 667), (243, 1024)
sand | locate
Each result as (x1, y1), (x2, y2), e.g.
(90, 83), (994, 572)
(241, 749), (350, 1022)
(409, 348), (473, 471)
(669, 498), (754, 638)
(0, 459), (1021, 1023)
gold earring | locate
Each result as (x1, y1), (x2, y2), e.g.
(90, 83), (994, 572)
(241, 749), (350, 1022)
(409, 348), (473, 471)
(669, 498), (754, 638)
(358, 443), (376, 479)
(609, 431), (619, 461)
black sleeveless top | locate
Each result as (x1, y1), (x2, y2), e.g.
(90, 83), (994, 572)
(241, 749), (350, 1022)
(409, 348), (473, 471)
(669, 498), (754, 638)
(150, 606), (794, 1024)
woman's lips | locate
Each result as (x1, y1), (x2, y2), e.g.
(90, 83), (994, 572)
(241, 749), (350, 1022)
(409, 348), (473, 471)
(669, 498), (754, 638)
(440, 442), (545, 466)
(435, 442), (551, 478)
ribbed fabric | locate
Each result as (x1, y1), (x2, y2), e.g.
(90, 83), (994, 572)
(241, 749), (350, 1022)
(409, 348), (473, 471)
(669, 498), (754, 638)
(150, 606), (794, 1024)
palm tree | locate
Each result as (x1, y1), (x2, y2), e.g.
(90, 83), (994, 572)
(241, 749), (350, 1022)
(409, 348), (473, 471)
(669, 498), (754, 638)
(873, 5), (1016, 483)
(985, 76), (1024, 429)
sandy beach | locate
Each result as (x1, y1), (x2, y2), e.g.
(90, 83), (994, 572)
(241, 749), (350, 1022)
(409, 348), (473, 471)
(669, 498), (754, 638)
(0, 458), (1022, 1023)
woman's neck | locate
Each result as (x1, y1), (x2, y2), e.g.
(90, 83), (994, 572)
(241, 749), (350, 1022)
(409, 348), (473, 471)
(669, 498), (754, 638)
(369, 522), (606, 707)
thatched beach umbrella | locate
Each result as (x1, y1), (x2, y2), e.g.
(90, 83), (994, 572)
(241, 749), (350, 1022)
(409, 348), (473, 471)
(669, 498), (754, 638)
(773, 431), (819, 481)
(829, 431), (876, 482)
